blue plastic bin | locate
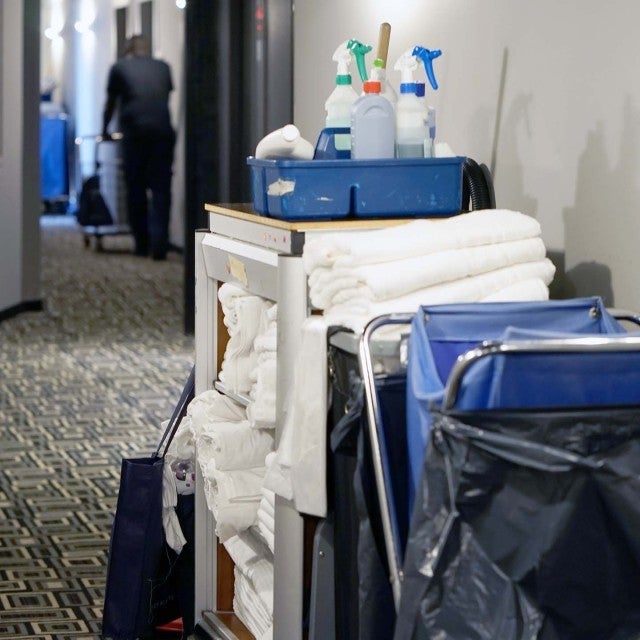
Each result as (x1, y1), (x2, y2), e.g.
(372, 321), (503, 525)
(247, 155), (465, 220)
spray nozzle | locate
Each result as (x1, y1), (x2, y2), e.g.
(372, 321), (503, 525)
(393, 48), (420, 86)
(412, 45), (442, 91)
(332, 41), (354, 81)
(347, 39), (373, 82)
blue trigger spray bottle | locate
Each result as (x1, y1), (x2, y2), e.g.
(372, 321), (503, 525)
(325, 41), (359, 151)
(413, 46), (442, 157)
(393, 48), (429, 157)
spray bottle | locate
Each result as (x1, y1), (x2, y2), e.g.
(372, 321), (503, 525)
(413, 46), (442, 157)
(347, 39), (372, 84)
(325, 42), (359, 152)
(393, 49), (429, 157)
(369, 23), (397, 107)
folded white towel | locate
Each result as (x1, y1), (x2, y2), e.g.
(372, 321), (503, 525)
(234, 568), (273, 638)
(196, 420), (274, 471)
(188, 389), (246, 433)
(201, 467), (264, 541)
(219, 351), (257, 394)
(257, 505), (275, 534)
(256, 520), (275, 554)
(325, 259), (555, 333)
(223, 296), (270, 350)
(225, 531), (274, 610)
(308, 237), (546, 309)
(303, 209), (542, 272)
(247, 357), (277, 429)
(482, 277), (550, 302)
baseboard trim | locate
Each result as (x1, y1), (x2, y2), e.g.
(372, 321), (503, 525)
(0, 299), (44, 323)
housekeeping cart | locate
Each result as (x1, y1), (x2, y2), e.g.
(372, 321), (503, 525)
(351, 299), (640, 639)
(75, 134), (131, 251)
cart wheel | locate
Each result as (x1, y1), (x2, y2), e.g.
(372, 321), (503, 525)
(83, 235), (90, 249)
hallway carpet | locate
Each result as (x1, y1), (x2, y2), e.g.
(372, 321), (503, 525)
(0, 218), (194, 639)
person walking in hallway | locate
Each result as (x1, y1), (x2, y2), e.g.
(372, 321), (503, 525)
(102, 34), (175, 260)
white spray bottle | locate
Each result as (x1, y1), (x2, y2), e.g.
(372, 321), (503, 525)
(393, 49), (429, 158)
(325, 41), (359, 151)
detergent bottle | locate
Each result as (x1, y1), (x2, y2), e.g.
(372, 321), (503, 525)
(325, 41), (359, 151)
(393, 49), (429, 158)
(369, 22), (397, 107)
(413, 46), (443, 157)
(350, 80), (395, 159)
(254, 124), (315, 160)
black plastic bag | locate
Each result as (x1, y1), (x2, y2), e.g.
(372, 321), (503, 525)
(395, 407), (640, 640)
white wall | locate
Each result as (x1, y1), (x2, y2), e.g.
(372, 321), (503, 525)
(0, 0), (41, 315)
(294, 0), (640, 308)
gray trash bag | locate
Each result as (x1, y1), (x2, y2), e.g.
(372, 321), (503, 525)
(394, 408), (640, 640)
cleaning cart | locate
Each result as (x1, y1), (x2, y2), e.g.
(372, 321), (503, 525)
(345, 299), (640, 638)
(75, 134), (131, 250)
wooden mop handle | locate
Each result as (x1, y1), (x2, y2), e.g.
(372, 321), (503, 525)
(376, 22), (392, 69)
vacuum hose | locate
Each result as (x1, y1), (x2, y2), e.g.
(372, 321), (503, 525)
(462, 157), (496, 211)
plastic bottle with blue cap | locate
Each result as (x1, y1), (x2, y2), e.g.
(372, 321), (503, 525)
(413, 45), (442, 157)
(325, 41), (359, 152)
(393, 49), (429, 158)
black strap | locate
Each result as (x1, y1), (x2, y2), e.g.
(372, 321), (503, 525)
(153, 365), (196, 458)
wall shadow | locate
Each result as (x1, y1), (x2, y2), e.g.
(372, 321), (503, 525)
(561, 96), (640, 307)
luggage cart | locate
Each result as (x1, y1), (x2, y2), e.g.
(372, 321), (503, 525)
(74, 134), (131, 251)
(354, 299), (640, 639)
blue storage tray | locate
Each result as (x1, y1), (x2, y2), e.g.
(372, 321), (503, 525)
(247, 156), (465, 220)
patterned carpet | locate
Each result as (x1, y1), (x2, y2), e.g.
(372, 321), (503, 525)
(0, 218), (195, 639)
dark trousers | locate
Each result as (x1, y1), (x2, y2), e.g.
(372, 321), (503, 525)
(122, 129), (176, 257)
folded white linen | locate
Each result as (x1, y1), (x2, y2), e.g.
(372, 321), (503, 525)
(482, 277), (550, 302)
(223, 297), (270, 349)
(196, 420), (274, 471)
(257, 506), (274, 534)
(254, 326), (277, 354)
(256, 520), (275, 554)
(225, 530), (274, 609)
(188, 389), (246, 435)
(324, 259), (555, 332)
(201, 467), (264, 541)
(247, 357), (277, 429)
(234, 569), (273, 638)
(218, 281), (251, 306)
(303, 209), (542, 272)
(219, 351), (257, 394)
(263, 317), (328, 517)
(308, 237), (546, 309)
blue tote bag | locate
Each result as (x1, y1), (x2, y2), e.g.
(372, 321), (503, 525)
(102, 366), (195, 640)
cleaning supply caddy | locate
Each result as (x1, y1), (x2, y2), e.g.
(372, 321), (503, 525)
(247, 152), (464, 221)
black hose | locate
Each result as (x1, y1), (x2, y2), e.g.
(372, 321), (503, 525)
(462, 157), (495, 210)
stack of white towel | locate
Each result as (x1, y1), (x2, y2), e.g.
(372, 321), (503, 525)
(190, 389), (274, 542)
(247, 304), (278, 429)
(218, 283), (272, 395)
(303, 209), (556, 331)
(225, 531), (274, 639)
